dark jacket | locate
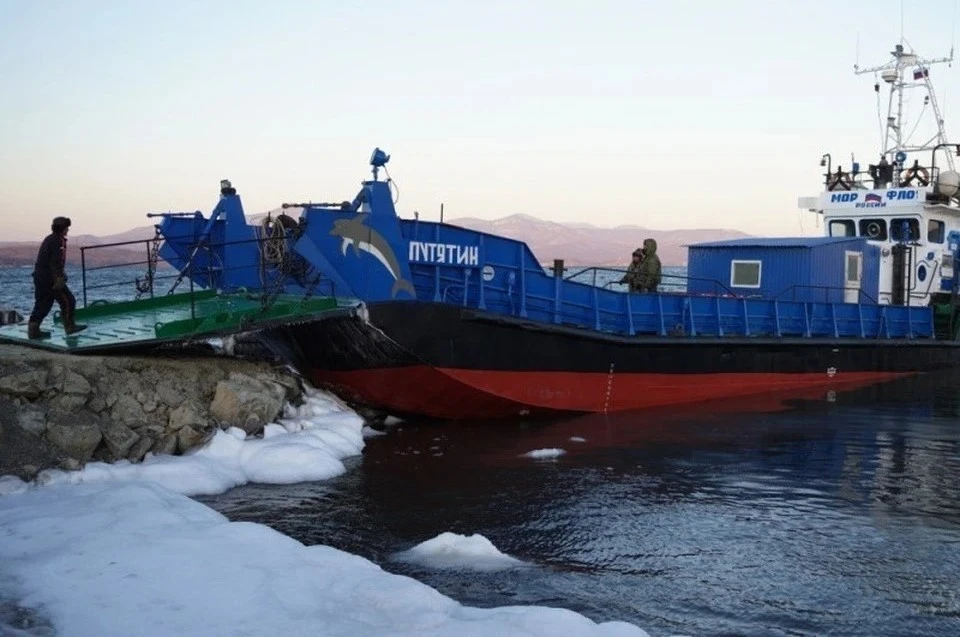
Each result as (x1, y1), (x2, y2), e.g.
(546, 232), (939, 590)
(620, 259), (644, 292)
(33, 233), (67, 284)
(636, 238), (661, 292)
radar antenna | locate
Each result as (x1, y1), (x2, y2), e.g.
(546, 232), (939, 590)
(854, 42), (955, 172)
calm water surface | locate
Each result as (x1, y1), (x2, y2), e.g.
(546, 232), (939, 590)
(200, 377), (960, 637)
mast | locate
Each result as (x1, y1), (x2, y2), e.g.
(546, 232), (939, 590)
(854, 42), (955, 172)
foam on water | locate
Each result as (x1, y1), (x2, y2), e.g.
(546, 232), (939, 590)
(394, 532), (528, 571)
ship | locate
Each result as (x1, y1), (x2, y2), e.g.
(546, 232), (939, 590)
(149, 40), (960, 420)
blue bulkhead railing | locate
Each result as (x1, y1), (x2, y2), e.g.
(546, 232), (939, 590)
(400, 219), (934, 340)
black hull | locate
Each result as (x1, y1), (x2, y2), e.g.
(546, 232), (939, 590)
(263, 301), (960, 419)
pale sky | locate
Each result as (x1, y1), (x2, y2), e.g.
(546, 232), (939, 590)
(1, 0), (958, 240)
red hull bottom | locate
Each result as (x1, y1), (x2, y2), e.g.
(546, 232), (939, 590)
(311, 366), (914, 420)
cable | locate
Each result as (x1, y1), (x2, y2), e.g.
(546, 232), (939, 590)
(383, 166), (400, 204)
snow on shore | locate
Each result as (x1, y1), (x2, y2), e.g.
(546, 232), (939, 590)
(0, 387), (655, 637)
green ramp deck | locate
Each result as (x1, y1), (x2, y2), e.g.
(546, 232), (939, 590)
(0, 290), (358, 353)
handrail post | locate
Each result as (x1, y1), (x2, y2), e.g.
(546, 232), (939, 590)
(684, 297), (697, 337)
(742, 297), (751, 336)
(715, 295), (724, 337)
(657, 293), (666, 336)
(81, 247), (88, 308)
(593, 286), (600, 331)
(189, 260), (195, 321)
(553, 267), (562, 324)
(433, 224), (441, 301)
(478, 236), (486, 310)
(519, 245), (528, 318)
(146, 240), (154, 299)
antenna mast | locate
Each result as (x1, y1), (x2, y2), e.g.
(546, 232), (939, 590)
(854, 42), (955, 172)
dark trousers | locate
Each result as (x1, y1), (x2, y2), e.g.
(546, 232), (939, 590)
(29, 277), (76, 325)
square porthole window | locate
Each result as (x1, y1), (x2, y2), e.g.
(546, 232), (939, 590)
(731, 260), (761, 288)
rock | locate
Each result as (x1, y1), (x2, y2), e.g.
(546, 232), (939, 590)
(0, 397), (16, 428)
(155, 384), (183, 409)
(59, 457), (82, 471)
(168, 402), (207, 432)
(87, 396), (106, 413)
(0, 370), (49, 399)
(0, 343), (311, 477)
(136, 391), (159, 413)
(110, 394), (146, 427)
(48, 394), (88, 418)
(176, 426), (210, 454)
(151, 433), (179, 456)
(47, 366), (65, 392)
(126, 435), (155, 462)
(100, 420), (140, 459)
(265, 372), (304, 406)
(62, 370), (92, 396)
(142, 424), (167, 440)
(0, 414), (70, 480)
(17, 404), (47, 436)
(210, 372), (286, 434)
(45, 423), (102, 462)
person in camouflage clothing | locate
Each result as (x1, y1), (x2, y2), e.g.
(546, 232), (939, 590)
(635, 238), (662, 293)
(619, 248), (645, 292)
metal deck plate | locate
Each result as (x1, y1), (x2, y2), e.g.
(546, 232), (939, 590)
(0, 290), (358, 353)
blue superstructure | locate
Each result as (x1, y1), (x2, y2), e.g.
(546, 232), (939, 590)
(687, 237), (881, 304)
(151, 149), (938, 341)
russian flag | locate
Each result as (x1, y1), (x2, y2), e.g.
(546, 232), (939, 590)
(914, 67), (929, 80)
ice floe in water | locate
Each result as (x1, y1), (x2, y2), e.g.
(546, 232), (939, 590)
(394, 532), (527, 571)
(521, 447), (567, 459)
(0, 482), (650, 637)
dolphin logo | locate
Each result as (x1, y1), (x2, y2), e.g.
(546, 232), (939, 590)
(330, 214), (417, 299)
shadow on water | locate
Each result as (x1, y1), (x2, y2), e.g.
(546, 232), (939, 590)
(201, 372), (960, 637)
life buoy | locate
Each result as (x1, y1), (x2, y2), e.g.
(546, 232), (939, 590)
(827, 171), (853, 191)
(903, 165), (930, 187)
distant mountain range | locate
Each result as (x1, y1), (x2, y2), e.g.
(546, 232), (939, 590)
(0, 212), (751, 268)
(444, 213), (750, 266)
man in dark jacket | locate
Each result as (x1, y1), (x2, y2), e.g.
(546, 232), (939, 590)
(619, 248), (645, 292)
(635, 238), (662, 293)
(27, 216), (87, 339)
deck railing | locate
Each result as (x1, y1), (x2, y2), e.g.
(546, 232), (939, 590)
(77, 233), (337, 317)
(405, 236), (934, 340)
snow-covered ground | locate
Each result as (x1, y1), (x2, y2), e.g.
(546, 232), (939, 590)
(0, 388), (657, 637)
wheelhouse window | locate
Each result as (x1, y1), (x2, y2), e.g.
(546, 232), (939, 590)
(859, 218), (888, 241)
(730, 260), (762, 288)
(928, 219), (945, 243)
(890, 218), (920, 242)
(829, 219), (856, 237)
